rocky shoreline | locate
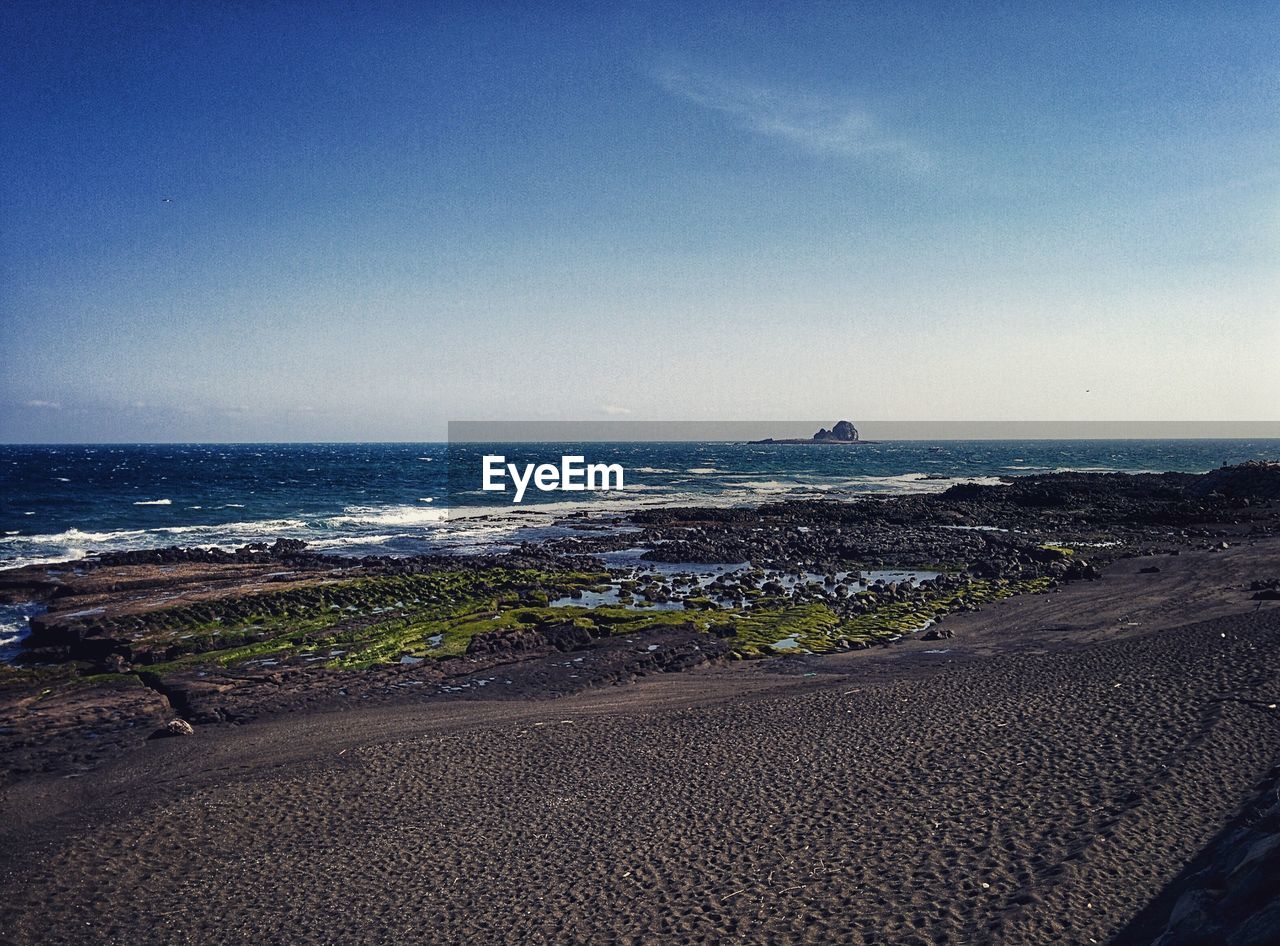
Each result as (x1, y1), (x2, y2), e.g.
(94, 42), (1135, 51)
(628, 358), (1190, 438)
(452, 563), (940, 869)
(2, 462), (1279, 783)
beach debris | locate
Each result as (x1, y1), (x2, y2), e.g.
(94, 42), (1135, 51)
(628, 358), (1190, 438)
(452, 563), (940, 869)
(149, 718), (194, 739)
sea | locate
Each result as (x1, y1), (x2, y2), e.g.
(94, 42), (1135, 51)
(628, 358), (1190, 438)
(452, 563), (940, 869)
(3, 440), (1278, 572)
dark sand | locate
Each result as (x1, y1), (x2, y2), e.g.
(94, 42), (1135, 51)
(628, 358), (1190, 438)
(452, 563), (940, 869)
(2, 542), (1279, 945)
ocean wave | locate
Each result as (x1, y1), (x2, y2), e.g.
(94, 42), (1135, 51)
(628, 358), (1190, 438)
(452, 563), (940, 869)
(0, 518), (316, 571)
(17, 526), (150, 544)
(1046, 466), (1184, 475)
(133, 498), (172, 505)
(833, 473), (1008, 495)
(0, 549), (91, 570)
(323, 505), (450, 528)
(157, 518), (310, 537)
(305, 533), (399, 550)
(720, 479), (826, 494)
(0, 603), (45, 660)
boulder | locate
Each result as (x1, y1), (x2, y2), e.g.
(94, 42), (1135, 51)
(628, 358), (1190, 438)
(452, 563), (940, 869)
(465, 621), (594, 656)
(831, 420), (858, 441)
(149, 718), (195, 739)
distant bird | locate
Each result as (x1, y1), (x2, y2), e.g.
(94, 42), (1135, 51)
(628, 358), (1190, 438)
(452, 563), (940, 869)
(162, 197), (172, 203)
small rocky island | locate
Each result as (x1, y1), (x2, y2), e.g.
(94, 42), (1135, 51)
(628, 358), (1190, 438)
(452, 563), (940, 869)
(753, 419), (871, 444)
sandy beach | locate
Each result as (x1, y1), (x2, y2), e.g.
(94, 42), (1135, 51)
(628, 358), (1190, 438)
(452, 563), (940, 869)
(3, 536), (1279, 945)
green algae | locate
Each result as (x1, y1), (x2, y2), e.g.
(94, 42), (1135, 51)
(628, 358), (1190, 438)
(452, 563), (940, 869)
(101, 568), (610, 671)
(727, 604), (843, 656)
(46, 562), (1062, 677)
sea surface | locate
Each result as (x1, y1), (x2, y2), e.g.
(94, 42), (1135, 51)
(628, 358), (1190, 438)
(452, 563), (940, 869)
(3, 440), (1278, 572)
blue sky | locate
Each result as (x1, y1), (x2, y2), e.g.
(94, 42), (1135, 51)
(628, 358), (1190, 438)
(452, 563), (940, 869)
(2, 1), (1277, 441)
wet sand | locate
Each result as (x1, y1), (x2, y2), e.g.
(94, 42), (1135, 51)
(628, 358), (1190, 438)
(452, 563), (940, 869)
(2, 541), (1280, 945)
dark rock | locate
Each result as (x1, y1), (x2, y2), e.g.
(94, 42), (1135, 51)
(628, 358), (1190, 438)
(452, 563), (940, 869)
(1196, 461), (1280, 501)
(831, 420), (858, 441)
(0, 676), (172, 783)
(149, 718), (195, 739)
(465, 621), (594, 657)
(541, 622), (595, 652)
(1113, 767), (1280, 946)
(1063, 560), (1101, 581)
(968, 559), (1002, 579)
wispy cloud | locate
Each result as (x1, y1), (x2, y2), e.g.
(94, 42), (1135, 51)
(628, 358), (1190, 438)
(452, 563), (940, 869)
(653, 67), (929, 171)
(23, 399), (61, 410)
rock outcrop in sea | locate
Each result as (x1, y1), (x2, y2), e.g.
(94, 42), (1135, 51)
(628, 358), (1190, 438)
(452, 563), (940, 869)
(814, 420), (859, 442)
(752, 420), (862, 444)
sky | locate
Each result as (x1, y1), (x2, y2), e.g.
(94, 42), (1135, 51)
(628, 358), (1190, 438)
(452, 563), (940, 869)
(1, 1), (1277, 442)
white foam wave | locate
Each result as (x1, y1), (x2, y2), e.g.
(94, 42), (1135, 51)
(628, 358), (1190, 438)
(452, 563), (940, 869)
(0, 602), (45, 660)
(155, 519), (310, 538)
(306, 533), (398, 550)
(835, 473), (1007, 495)
(1, 550), (90, 570)
(133, 498), (172, 505)
(23, 526), (150, 544)
(0, 519), (316, 571)
(323, 505), (450, 528)
(1047, 466), (1174, 475)
(722, 479), (825, 494)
